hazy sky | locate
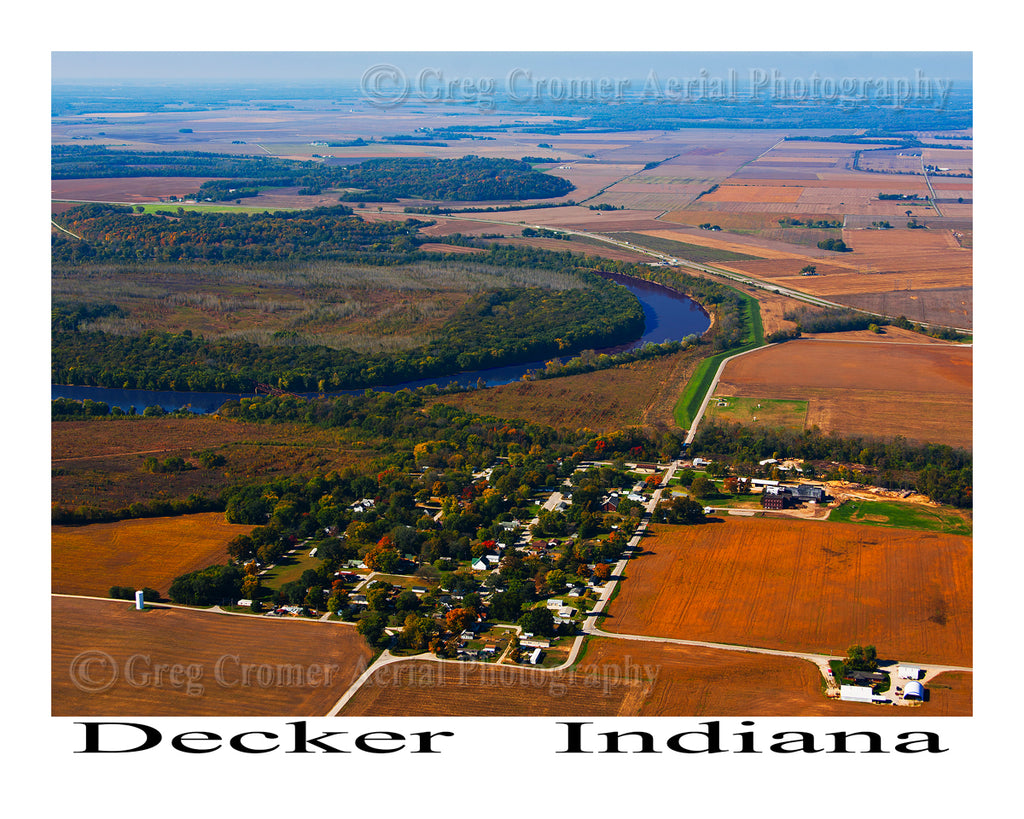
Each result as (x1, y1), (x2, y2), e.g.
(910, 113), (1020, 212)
(51, 51), (972, 84)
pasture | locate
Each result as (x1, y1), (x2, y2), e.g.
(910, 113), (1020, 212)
(602, 518), (972, 667)
(51, 596), (373, 716)
(51, 513), (253, 598)
(712, 338), (972, 448)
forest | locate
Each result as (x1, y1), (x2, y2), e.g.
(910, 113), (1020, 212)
(52, 146), (573, 203)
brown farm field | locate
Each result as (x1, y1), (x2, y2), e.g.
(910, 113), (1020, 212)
(603, 518), (971, 668)
(713, 338), (972, 448)
(579, 639), (969, 716)
(52, 596), (373, 716)
(52, 417), (378, 513)
(52, 512), (254, 598)
(432, 346), (706, 434)
(339, 656), (640, 716)
(339, 638), (971, 716)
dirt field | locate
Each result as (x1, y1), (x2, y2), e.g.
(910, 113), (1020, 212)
(713, 338), (972, 448)
(603, 518), (972, 667)
(52, 513), (253, 598)
(52, 596), (373, 716)
(339, 638), (971, 716)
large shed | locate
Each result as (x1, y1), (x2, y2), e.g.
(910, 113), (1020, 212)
(903, 681), (925, 700)
(839, 684), (875, 703)
(898, 665), (924, 680)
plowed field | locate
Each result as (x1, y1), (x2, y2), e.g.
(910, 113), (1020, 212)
(603, 518), (972, 667)
(52, 596), (373, 716)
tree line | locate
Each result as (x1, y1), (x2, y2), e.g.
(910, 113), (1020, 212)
(693, 420), (971, 507)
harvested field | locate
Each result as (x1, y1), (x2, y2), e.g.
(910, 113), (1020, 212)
(604, 518), (972, 667)
(338, 638), (971, 716)
(432, 346), (707, 434)
(52, 176), (223, 203)
(700, 184), (805, 203)
(52, 417), (377, 513)
(839, 286), (973, 330)
(578, 639), (969, 716)
(52, 513), (253, 598)
(713, 338), (972, 448)
(51, 596), (373, 716)
(339, 656), (640, 716)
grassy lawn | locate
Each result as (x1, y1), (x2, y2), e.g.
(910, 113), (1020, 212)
(829, 499), (972, 535)
(705, 396), (809, 429)
(259, 550), (322, 591)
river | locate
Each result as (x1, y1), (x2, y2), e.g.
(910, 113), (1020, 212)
(51, 273), (709, 413)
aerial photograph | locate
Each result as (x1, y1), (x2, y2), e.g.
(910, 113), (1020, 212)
(50, 49), (974, 729)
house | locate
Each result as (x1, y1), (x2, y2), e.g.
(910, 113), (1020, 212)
(529, 647), (543, 665)
(546, 599), (564, 609)
(761, 494), (788, 510)
(411, 586), (428, 595)
(471, 558), (488, 571)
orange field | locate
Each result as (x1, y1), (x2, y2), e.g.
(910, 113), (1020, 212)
(714, 338), (972, 448)
(52, 513), (253, 598)
(339, 638), (971, 716)
(701, 184), (804, 203)
(603, 518), (972, 667)
(52, 596), (373, 716)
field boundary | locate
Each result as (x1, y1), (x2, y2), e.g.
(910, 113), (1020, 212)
(674, 288), (766, 433)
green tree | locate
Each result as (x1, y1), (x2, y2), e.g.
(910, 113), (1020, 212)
(518, 606), (556, 637)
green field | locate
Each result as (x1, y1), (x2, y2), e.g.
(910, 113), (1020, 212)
(258, 549), (323, 591)
(705, 396), (809, 429)
(829, 498), (972, 535)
